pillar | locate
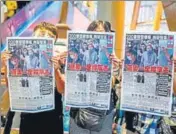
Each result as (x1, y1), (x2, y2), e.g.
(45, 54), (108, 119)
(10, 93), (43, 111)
(130, 1), (141, 30)
(153, 1), (163, 30)
(56, 2), (70, 39)
(162, 1), (176, 31)
(111, 1), (125, 59)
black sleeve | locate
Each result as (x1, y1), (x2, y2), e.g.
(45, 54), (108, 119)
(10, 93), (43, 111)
(3, 110), (15, 134)
(70, 108), (79, 119)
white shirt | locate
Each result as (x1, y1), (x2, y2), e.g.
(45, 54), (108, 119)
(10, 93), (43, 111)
(1, 2), (7, 23)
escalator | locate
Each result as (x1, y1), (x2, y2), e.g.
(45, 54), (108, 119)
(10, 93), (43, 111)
(1, 1), (97, 52)
(1, 1), (74, 52)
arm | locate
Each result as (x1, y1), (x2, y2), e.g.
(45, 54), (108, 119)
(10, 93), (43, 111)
(1, 51), (11, 87)
(174, 74), (176, 96)
(4, 65), (8, 88)
(174, 57), (176, 95)
(55, 69), (65, 94)
(51, 52), (67, 94)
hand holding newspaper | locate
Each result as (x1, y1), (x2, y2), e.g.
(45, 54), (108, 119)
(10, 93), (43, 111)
(121, 32), (175, 116)
(7, 37), (55, 113)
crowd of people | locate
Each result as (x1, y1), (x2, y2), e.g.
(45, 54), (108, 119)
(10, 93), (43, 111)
(68, 39), (99, 65)
(125, 40), (172, 68)
(9, 45), (40, 70)
(68, 39), (111, 67)
(1, 20), (176, 134)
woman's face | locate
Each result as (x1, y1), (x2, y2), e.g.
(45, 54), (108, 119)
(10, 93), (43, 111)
(94, 24), (105, 32)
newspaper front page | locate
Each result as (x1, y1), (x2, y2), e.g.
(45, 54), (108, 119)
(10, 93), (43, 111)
(7, 37), (55, 113)
(65, 31), (115, 110)
(121, 32), (175, 116)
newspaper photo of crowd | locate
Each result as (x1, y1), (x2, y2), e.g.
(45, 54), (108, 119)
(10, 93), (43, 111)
(125, 37), (173, 71)
(9, 43), (40, 71)
(67, 37), (112, 68)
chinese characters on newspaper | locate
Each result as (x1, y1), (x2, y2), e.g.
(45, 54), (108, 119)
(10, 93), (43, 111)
(65, 31), (115, 110)
(7, 37), (55, 113)
(121, 32), (175, 116)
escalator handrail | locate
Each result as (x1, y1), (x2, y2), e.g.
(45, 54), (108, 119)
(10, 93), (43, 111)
(1, 1), (54, 52)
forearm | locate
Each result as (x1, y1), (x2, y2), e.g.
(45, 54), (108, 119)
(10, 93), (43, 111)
(174, 73), (176, 96)
(55, 69), (65, 94)
(3, 65), (8, 88)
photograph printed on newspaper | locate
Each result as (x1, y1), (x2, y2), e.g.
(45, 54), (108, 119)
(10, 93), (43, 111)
(121, 32), (175, 116)
(7, 37), (55, 113)
(65, 31), (115, 110)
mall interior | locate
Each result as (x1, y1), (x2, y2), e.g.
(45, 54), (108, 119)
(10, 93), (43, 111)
(1, 1), (176, 134)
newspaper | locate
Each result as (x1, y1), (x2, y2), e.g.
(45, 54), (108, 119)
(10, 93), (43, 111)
(7, 37), (55, 113)
(121, 32), (175, 116)
(65, 31), (115, 110)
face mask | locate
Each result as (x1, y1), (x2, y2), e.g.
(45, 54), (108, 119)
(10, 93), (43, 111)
(127, 56), (132, 61)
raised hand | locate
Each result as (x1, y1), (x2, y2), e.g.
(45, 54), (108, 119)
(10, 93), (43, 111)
(51, 51), (67, 70)
(109, 54), (123, 69)
(1, 51), (12, 66)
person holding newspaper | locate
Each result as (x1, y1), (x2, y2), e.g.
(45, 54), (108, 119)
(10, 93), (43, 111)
(69, 20), (122, 134)
(2, 22), (65, 134)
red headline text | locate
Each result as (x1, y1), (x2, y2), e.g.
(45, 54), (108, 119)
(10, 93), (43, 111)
(68, 63), (110, 72)
(125, 65), (169, 73)
(10, 69), (50, 76)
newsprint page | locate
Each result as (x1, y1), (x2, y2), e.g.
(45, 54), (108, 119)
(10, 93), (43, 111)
(65, 31), (115, 110)
(121, 32), (175, 116)
(7, 37), (55, 113)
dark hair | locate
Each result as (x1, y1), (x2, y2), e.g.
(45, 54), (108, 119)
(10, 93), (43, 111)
(104, 21), (115, 32)
(23, 48), (28, 56)
(87, 20), (111, 32)
(128, 49), (137, 56)
(70, 48), (78, 54)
